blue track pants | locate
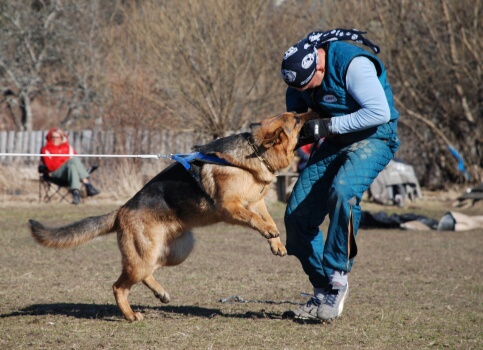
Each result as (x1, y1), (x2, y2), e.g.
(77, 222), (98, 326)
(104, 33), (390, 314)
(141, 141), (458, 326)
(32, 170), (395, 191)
(284, 137), (399, 288)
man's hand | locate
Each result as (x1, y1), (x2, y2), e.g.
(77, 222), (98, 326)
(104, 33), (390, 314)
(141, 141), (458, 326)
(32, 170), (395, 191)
(296, 118), (331, 149)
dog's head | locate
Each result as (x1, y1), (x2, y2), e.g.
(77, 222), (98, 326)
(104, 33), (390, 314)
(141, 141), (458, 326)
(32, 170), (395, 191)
(250, 111), (316, 149)
(249, 111), (317, 170)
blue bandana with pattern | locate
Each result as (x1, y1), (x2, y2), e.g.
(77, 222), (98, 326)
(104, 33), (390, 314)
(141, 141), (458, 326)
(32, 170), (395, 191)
(281, 29), (380, 88)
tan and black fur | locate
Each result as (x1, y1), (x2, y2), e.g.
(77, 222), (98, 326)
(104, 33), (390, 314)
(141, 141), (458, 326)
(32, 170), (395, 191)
(29, 111), (315, 321)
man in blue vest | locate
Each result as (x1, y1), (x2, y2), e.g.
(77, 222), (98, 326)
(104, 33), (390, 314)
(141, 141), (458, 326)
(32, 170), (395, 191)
(281, 29), (400, 321)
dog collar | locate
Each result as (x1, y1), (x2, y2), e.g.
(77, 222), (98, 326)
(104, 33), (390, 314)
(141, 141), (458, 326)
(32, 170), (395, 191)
(246, 136), (276, 174)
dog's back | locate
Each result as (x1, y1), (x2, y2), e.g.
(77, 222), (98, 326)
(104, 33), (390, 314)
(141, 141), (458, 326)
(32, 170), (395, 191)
(192, 133), (248, 155)
(123, 162), (219, 227)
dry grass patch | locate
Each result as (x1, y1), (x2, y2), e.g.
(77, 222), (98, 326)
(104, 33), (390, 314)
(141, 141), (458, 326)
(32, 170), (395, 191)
(0, 199), (481, 349)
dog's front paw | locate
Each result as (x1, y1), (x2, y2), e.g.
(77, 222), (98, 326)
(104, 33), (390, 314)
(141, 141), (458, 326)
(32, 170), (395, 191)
(268, 231), (280, 239)
(268, 238), (287, 257)
(260, 227), (279, 239)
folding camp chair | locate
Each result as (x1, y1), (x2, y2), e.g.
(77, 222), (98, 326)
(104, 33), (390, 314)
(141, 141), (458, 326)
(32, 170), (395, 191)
(38, 164), (98, 203)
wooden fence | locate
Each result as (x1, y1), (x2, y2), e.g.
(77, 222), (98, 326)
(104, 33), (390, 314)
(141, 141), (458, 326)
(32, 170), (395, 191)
(0, 129), (209, 165)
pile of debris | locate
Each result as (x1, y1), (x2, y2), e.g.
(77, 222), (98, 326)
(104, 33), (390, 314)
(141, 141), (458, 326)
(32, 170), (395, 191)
(454, 183), (483, 208)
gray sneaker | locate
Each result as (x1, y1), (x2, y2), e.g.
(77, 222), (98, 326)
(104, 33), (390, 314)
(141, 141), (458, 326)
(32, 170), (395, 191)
(317, 282), (349, 321)
(293, 294), (322, 319)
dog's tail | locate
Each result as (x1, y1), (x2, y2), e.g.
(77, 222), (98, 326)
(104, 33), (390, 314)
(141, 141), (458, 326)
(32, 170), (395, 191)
(29, 209), (119, 249)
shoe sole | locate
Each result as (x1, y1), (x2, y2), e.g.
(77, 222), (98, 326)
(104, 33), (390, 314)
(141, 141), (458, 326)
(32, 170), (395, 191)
(294, 312), (317, 320)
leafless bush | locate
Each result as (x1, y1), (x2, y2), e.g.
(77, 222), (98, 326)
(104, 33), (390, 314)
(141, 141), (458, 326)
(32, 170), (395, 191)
(0, 1), (110, 131)
(107, 1), (321, 138)
(281, 0), (481, 187)
(101, 69), (170, 147)
(1, 0), (480, 189)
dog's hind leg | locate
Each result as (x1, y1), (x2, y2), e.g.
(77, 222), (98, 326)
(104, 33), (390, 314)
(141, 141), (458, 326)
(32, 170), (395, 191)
(141, 230), (194, 306)
(143, 274), (170, 303)
(113, 272), (144, 322)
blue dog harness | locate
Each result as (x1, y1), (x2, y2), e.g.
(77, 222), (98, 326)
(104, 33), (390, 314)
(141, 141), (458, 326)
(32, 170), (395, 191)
(170, 152), (232, 179)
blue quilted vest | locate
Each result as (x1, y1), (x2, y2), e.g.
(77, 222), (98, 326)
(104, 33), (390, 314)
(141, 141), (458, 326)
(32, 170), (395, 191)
(286, 41), (398, 142)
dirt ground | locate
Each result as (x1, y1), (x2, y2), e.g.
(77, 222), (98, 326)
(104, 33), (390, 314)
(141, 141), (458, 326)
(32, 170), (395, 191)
(0, 193), (481, 350)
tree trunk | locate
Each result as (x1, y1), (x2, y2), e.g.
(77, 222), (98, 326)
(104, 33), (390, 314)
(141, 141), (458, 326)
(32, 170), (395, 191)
(20, 93), (33, 131)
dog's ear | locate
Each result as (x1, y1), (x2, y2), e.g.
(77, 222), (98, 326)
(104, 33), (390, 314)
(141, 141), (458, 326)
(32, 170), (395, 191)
(249, 122), (261, 131)
(250, 122), (262, 141)
(251, 121), (285, 148)
(261, 127), (283, 148)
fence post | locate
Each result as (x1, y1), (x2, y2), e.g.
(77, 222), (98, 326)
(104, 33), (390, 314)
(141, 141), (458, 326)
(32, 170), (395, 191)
(0, 131), (6, 162)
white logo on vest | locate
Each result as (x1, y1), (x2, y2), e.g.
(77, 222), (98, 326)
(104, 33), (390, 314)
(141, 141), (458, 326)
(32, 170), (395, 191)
(323, 95), (338, 103)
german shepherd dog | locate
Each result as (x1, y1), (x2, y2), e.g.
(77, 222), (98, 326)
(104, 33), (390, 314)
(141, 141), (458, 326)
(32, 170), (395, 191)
(29, 111), (314, 321)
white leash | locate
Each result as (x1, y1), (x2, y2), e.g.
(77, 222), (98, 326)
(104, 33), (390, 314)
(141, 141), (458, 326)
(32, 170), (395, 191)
(0, 153), (174, 159)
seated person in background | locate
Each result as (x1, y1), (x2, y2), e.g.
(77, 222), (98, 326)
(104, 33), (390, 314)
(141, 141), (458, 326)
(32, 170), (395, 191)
(40, 128), (100, 205)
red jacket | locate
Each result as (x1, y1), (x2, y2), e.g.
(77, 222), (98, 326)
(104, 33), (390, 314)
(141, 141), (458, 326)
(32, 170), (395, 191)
(41, 128), (76, 172)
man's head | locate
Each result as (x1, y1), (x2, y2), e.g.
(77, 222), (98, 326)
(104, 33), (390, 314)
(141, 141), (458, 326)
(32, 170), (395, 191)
(281, 29), (381, 90)
(281, 38), (319, 89)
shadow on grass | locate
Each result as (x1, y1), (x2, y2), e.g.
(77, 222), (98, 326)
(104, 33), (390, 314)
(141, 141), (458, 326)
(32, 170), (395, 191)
(0, 303), (321, 324)
(0, 303), (123, 322)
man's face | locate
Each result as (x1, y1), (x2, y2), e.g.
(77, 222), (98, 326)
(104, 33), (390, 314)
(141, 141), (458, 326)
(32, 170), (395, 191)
(294, 67), (325, 92)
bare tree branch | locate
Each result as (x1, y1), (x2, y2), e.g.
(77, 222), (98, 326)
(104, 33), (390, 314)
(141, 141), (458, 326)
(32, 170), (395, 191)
(442, 0), (475, 123)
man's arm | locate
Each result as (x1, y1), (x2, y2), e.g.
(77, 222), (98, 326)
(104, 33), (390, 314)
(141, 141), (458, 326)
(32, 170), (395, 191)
(330, 56), (390, 134)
